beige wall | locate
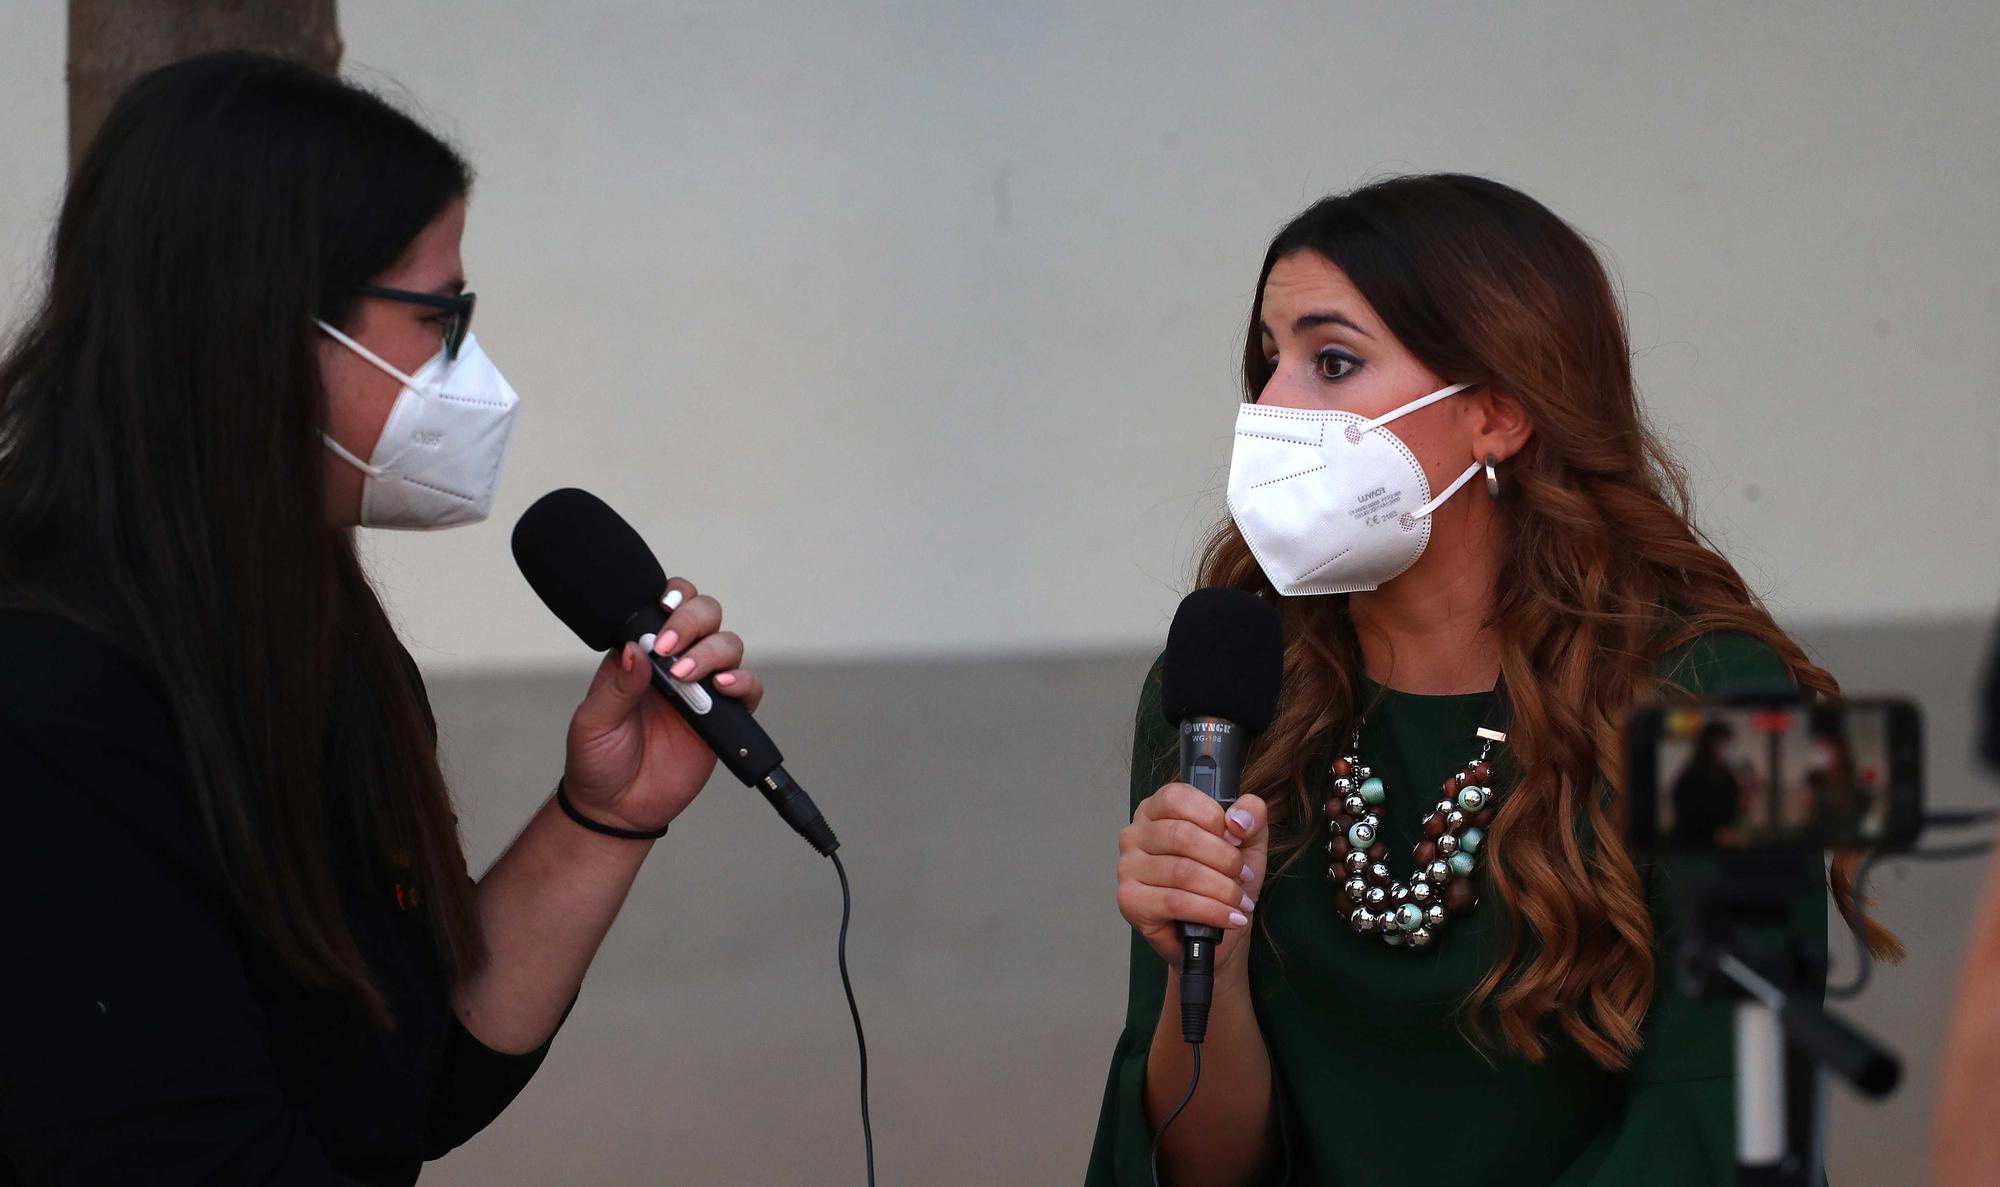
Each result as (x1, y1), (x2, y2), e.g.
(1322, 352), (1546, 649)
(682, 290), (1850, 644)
(4, 1), (1998, 673)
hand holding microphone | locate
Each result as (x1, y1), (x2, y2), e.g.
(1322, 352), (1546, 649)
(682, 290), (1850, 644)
(1118, 588), (1283, 1042)
(1117, 786), (1269, 978)
(562, 576), (761, 835)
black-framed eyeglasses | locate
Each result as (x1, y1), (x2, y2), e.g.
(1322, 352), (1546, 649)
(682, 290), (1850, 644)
(357, 284), (477, 361)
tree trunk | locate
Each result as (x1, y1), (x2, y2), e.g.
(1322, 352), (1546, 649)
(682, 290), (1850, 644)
(68, 0), (343, 169)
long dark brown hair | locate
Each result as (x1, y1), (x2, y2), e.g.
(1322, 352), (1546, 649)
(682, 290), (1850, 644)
(0, 53), (484, 1026)
(1203, 174), (1897, 1068)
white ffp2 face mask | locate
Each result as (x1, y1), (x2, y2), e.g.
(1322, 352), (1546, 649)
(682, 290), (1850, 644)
(315, 321), (520, 530)
(1226, 382), (1480, 596)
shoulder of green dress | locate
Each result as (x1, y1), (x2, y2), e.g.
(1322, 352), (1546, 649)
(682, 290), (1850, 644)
(1653, 629), (1796, 698)
(1128, 650), (1174, 813)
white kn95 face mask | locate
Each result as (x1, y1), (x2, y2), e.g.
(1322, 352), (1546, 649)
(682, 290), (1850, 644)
(316, 320), (520, 530)
(1226, 382), (1479, 596)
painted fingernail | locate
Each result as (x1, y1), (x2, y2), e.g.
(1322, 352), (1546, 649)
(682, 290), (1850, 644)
(1239, 893), (1256, 913)
(1227, 809), (1253, 832)
(657, 630), (679, 655)
(715, 672), (736, 687)
(670, 657), (695, 678)
(1228, 911), (1249, 928)
(1239, 863), (1255, 884)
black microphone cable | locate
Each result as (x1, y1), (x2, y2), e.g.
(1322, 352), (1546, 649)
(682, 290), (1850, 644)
(829, 851), (875, 1187)
(1149, 1039), (1201, 1187)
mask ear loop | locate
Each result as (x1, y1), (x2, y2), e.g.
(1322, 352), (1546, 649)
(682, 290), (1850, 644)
(314, 319), (428, 478)
(1407, 459), (1485, 522)
(1343, 382), (1473, 444)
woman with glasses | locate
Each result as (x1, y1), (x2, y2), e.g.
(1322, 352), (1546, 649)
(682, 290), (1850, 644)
(0, 53), (759, 1184)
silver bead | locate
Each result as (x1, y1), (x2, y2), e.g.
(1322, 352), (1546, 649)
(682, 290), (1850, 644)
(1350, 908), (1379, 934)
(1345, 849), (1370, 875)
(1437, 834), (1460, 856)
(1426, 859), (1452, 883)
(1367, 862), (1392, 885)
(1363, 886), (1388, 907)
(1333, 777), (1353, 794)
(1344, 876), (1369, 901)
(1378, 905), (1401, 932)
(1406, 926), (1435, 949)
(1409, 881), (1435, 905)
(1391, 884), (1410, 903)
(1383, 928), (1407, 946)
(1343, 794), (1367, 816)
(1356, 766), (1372, 781)
(1446, 810), (1467, 831)
(1425, 904), (1449, 929)
(1436, 799), (1457, 817)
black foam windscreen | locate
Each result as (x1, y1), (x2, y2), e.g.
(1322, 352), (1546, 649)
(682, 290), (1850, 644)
(1161, 588), (1283, 733)
(511, 488), (668, 653)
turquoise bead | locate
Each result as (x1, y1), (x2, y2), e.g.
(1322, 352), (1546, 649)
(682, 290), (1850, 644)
(1460, 827), (1484, 854)
(1347, 821), (1376, 848)
(1395, 903), (1425, 931)
(1456, 784), (1488, 812)
(1448, 851), (1476, 877)
(1358, 777), (1387, 805)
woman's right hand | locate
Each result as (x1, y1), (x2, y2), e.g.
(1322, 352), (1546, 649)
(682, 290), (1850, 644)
(1117, 784), (1271, 974)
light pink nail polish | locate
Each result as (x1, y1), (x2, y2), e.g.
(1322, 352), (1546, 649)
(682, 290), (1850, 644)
(1228, 911), (1249, 928)
(657, 630), (679, 655)
(1240, 893), (1256, 913)
(1239, 864), (1255, 883)
(670, 658), (695, 678)
(715, 672), (736, 687)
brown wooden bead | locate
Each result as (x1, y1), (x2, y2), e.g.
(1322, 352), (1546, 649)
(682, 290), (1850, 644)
(1414, 840), (1438, 867)
(1469, 761), (1493, 784)
(1332, 814), (1355, 836)
(1329, 834), (1352, 862)
(1469, 806), (1496, 829)
(1442, 776), (1460, 798)
(1332, 758), (1353, 778)
(1423, 812), (1447, 838)
(1444, 877), (1478, 914)
(1367, 842), (1389, 863)
(1336, 892), (1358, 914)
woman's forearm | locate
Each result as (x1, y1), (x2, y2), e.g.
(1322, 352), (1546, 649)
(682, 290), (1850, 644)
(450, 793), (654, 1054)
(1146, 967), (1279, 1187)
(1936, 849), (2000, 1184)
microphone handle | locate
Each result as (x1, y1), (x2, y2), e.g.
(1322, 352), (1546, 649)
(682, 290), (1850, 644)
(620, 603), (839, 855)
(1175, 715), (1246, 1043)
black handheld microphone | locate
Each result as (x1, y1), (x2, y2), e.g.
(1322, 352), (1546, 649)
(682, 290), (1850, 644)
(511, 488), (838, 856)
(1160, 588), (1282, 1044)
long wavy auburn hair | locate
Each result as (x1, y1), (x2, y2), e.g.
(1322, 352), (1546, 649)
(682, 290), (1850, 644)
(1203, 174), (1899, 1069)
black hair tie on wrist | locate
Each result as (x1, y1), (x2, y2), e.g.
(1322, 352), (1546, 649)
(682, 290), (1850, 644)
(555, 777), (669, 840)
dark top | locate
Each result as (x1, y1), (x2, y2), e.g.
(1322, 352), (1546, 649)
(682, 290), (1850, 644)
(1086, 633), (1828, 1185)
(0, 612), (554, 1185)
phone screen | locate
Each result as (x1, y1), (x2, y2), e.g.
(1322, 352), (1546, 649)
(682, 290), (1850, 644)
(1628, 699), (1921, 852)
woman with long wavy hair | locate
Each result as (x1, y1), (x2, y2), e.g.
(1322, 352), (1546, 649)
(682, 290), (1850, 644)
(1086, 174), (1892, 1186)
(0, 55), (761, 1183)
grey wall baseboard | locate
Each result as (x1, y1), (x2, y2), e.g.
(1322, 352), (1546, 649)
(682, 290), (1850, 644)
(417, 616), (1995, 1185)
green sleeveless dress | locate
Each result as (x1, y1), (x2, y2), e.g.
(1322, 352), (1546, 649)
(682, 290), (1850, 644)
(1085, 633), (1828, 1185)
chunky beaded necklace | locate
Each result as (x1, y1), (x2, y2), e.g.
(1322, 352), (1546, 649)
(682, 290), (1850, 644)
(1324, 722), (1507, 950)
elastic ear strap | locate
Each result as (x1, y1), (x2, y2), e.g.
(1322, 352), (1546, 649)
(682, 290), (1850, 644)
(320, 431), (386, 478)
(315, 318), (420, 391)
(1356, 382), (1472, 436)
(1412, 460), (1483, 520)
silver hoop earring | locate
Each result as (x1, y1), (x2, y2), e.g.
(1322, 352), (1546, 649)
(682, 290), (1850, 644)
(1484, 454), (1501, 499)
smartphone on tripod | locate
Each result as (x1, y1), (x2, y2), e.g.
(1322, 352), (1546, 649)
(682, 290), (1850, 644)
(1627, 695), (1923, 854)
